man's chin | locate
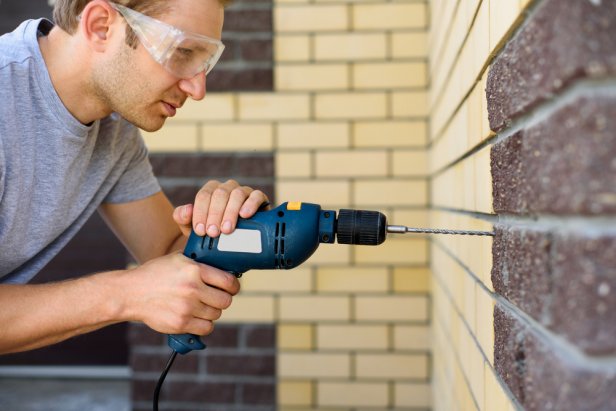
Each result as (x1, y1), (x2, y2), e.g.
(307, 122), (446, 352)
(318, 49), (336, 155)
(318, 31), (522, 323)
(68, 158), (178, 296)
(140, 122), (166, 133)
(127, 116), (167, 133)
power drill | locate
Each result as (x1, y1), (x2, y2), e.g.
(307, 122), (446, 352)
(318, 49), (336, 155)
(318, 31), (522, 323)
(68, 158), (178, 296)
(154, 202), (493, 410)
(167, 201), (387, 354)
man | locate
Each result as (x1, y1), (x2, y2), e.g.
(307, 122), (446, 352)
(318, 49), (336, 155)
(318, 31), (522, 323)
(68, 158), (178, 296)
(0, 0), (268, 354)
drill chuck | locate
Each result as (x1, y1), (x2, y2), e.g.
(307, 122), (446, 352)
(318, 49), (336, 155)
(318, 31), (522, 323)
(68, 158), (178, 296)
(336, 209), (387, 245)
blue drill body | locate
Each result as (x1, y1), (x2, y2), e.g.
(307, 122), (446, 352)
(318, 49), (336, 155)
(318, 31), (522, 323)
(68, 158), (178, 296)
(167, 202), (338, 354)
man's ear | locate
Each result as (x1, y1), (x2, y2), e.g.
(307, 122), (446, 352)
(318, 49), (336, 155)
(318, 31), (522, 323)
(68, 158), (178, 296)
(79, 0), (120, 52)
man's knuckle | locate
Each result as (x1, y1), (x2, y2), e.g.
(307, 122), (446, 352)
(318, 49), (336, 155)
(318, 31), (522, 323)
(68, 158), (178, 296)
(199, 321), (215, 336)
(195, 190), (212, 203)
(211, 308), (222, 321)
(212, 186), (230, 198)
(220, 294), (233, 309)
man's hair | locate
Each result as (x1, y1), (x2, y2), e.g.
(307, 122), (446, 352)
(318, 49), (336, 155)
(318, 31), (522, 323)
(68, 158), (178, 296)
(53, 0), (230, 48)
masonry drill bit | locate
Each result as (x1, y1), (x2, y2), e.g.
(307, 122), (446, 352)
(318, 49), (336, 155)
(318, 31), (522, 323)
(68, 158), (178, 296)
(387, 225), (495, 236)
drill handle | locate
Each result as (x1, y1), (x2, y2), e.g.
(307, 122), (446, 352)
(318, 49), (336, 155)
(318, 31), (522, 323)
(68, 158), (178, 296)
(167, 333), (206, 355)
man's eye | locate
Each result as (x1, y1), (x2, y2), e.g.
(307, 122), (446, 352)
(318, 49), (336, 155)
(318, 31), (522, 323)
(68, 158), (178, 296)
(176, 48), (193, 59)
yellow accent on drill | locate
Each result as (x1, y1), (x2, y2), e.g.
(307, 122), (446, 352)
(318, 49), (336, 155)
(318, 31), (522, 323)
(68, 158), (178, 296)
(287, 202), (302, 210)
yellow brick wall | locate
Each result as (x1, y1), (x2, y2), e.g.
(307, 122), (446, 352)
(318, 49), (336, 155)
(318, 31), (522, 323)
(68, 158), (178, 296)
(146, 0), (430, 409)
(143, 0), (533, 409)
(428, 0), (529, 410)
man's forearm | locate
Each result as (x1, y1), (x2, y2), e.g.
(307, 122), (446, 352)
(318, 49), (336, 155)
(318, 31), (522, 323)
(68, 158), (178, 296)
(0, 270), (127, 354)
(0, 252), (241, 355)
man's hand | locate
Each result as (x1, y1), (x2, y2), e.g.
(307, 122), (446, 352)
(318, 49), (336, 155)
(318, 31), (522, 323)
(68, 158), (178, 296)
(121, 253), (241, 336)
(172, 179), (269, 238)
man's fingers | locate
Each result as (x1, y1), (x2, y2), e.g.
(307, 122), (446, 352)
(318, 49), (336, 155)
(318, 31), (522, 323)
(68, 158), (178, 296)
(192, 180), (219, 236)
(239, 190), (270, 219)
(189, 179), (270, 238)
(218, 186), (256, 234)
(192, 302), (223, 322)
(184, 318), (215, 337)
(173, 204), (194, 236)
(199, 265), (241, 296)
(203, 181), (240, 237)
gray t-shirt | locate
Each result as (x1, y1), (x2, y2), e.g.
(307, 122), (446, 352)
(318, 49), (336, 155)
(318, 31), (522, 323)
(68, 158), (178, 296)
(0, 19), (161, 284)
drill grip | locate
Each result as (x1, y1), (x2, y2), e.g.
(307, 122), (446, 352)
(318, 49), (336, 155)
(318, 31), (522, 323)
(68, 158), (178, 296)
(167, 333), (206, 355)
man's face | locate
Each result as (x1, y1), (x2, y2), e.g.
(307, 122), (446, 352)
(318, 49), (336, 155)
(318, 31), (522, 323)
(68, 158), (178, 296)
(91, 0), (224, 132)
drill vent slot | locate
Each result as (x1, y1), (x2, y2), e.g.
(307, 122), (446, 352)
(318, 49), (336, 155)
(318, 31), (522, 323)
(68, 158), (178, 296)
(274, 222), (287, 268)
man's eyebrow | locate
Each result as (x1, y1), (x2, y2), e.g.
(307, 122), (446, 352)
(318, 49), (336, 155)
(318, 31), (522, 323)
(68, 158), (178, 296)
(178, 43), (208, 53)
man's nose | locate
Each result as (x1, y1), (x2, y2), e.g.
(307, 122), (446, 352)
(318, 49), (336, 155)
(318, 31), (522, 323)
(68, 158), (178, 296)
(179, 71), (206, 101)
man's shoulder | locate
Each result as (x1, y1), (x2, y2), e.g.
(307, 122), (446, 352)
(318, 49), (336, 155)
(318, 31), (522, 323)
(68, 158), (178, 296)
(0, 20), (42, 70)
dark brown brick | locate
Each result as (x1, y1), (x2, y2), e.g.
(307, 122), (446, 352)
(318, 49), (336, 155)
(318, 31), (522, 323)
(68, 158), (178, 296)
(219, 39), (238, 62)
(130, 351), (198, 374)
(245, 325), (276, 348)
(494, 306), (616, 411)
(208, 68), (274, 92)
(207, 354), (275, 376)
(486, 0), (616, 132)
(132, 379), (155, 402)
(550, 235), (616, 355)
(492, 227), (616, 355)
(237, 155), (275, 178)
(242, 383), (276, 405)
(0, 323), (128, 366)
(128, 323), (166, 347)
(166, 381), (236, 403)
(224, 10), (273, 32)
(240, 39), (274, 62)
(491, 96), (616, 215)
(491, 227), (552, 321)
(204, 324), (239, 348)
(150, 154), (236, 178)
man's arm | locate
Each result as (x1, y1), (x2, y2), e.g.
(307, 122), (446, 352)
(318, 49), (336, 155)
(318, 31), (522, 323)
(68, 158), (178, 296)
(0, 181), (266, 355)
(0, 255), (237, 354)
(98, 191), (185, 263)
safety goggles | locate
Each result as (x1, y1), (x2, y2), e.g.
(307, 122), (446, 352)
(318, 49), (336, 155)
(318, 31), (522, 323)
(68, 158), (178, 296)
(110, 2), (225, 78)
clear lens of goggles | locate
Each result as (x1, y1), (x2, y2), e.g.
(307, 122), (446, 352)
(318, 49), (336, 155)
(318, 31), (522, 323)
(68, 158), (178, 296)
(111, 3), (225, 78)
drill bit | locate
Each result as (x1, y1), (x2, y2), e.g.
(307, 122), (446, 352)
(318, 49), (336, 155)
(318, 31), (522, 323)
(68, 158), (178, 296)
(387, 225), (494, 236)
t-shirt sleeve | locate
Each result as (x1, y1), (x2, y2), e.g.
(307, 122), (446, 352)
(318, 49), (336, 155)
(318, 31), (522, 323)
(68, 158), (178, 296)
(103, 127), (161, 204)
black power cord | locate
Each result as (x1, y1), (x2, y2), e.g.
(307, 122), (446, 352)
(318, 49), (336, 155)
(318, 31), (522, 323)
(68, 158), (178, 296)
(153, 350), (178, 411)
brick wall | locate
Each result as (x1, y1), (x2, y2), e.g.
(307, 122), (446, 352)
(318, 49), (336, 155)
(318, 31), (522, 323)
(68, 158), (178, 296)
(430, 0), (616, 410)
(487, 0), (616, 409)
(131, 323), (276, 411)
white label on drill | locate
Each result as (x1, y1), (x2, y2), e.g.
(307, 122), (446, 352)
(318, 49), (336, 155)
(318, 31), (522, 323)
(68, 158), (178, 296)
(217, 229), (262, 253)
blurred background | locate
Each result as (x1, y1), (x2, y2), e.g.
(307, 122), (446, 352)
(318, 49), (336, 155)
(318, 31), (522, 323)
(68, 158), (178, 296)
(2, 0), (615, 410)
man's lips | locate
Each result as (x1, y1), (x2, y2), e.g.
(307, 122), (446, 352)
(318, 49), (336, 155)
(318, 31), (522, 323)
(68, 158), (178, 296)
(162, 101), (179, 117)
